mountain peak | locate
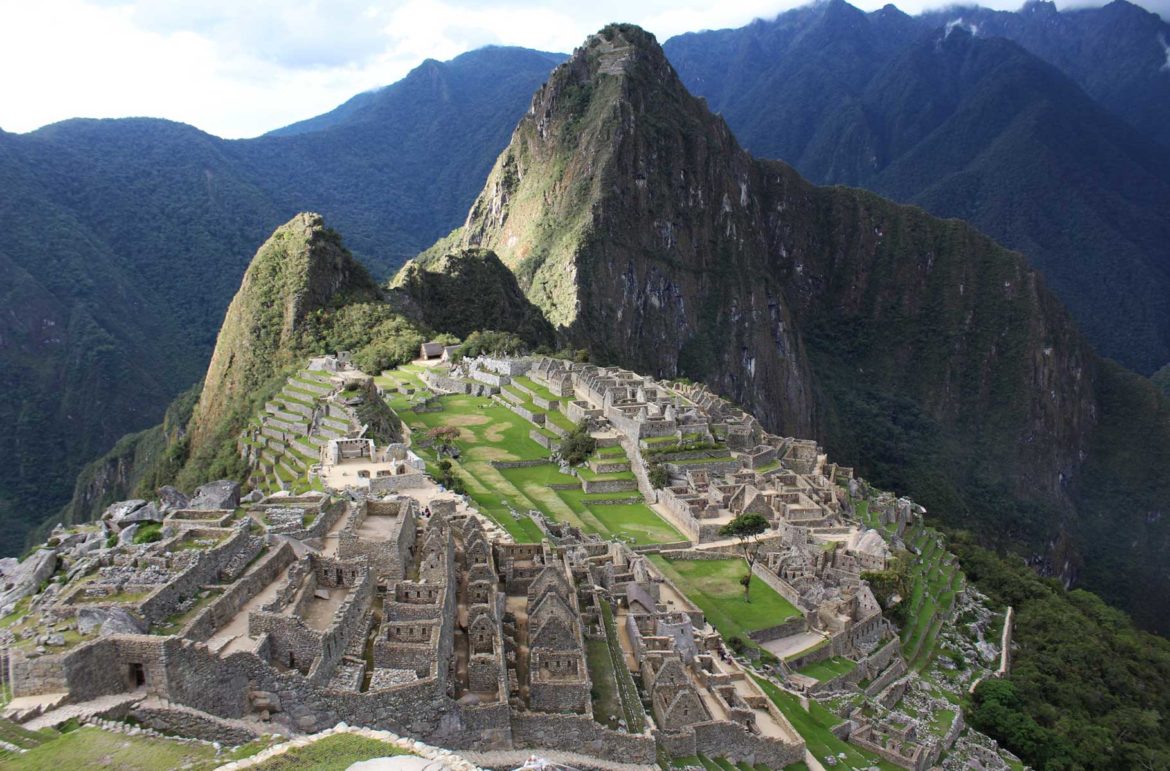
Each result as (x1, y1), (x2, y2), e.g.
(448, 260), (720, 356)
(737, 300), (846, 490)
(186, 212), (379, 451)
(550, 23), (676, 96)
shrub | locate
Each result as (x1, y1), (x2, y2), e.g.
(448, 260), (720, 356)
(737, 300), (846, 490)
(558, 421), (596, 466)
(133, 523), (163, 545)
(648, 462), (669, 489)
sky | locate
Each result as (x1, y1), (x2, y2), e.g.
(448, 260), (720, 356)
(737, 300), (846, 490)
(0, 0), (1164, 139)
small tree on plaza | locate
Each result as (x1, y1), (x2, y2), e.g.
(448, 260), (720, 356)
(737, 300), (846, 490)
(718, 512), (770, 602)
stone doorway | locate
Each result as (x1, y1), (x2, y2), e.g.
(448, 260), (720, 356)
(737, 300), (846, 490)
(127, 662), (146, 689)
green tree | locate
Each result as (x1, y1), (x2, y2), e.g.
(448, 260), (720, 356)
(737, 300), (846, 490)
(558, 421), (597, 466)
(718, 512), (770, 602)
(648, 461), (669, 489)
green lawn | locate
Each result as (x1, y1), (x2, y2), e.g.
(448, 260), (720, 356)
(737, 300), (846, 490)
(511, 375), (562, 403)
(586, 638), (624, 729)
(796, 656), (857, 681)
(751, 677), (899, 771)
(557, 488), (684, 545)
(576, 466), (635, 481)
(649, 556), (801, 641)
(402, 393), (550, 462)
(251, 734), (411, 770)
(381, 370), (685, 546)
(4, 725), (275, 770)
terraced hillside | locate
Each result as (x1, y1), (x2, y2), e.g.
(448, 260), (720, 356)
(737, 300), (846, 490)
(238, 368), (356, 495)
(377, 364), (685, 546)
(855, 496), (967, 673)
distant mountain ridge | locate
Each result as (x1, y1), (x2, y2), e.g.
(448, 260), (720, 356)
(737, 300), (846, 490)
(6, 0), (1170, 584)
(664, 0), (1170, 376)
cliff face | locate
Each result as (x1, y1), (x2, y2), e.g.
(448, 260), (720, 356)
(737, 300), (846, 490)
(423, 25), (1170, 627)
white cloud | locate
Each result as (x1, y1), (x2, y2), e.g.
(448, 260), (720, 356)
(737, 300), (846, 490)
(0, 0), (1162, 138)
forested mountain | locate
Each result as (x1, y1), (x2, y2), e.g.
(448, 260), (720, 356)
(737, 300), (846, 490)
(401, 23), (1170, 635)
(0, 47), (561, 554)
(920, 0), (1170, 149)
(664, 0), (1170, 375)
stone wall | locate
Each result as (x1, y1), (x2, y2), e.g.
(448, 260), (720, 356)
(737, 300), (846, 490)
(691, 720), (804, 769)
(664, 460), (741, 476)
(338, 501), (416, 579)
(864, 658), (907, 698)
(511, 712), (656, 765)
(580, 477), (638, 494)
(529, 429), (556, 449)
(183, 543), (296, 642)
(308, 565), (374, 686)
(751, 562), (808, 612)
(424, 372), (471, 394)
(747, 616), (807, 644)
(129, 703), (258, 745)
(368, 474), (429, 494)
(139, 525), (261, 624)
(8, 649), (70, 697)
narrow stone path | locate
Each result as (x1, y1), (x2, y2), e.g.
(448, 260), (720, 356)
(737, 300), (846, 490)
(23, 691), (143, 730)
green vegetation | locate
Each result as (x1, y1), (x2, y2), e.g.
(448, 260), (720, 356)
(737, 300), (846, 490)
(386, 379), (682, 545)
(896, 527), (962, 671)
(558, 421), (597, 465)
(718, 512), (770, 602)
(796, 656), (856, 682)
(954, 537), (1170, 770)
(647, 462), (669, 489)
(250, 733), (410, 770)
(751, 676), (896, 770)
(132, 522), (163, 545)
(586, 637), (624, 729)
(391, 249), (555, 347)
(649, 556), (800, 642)
(2, 725), (274, 770)
(598, 597), (645, 732)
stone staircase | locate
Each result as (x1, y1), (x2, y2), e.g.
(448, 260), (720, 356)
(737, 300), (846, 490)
(21, 691), (144, 731)
(1, 692), (68, 723)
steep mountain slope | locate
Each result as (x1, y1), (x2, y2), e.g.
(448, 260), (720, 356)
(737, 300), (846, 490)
(389, 247), (557, 345)
(0, 47), (559, 552)
(148, 214), (428, 498)
(409, 23), (1170, 631)
(664, 1), (1170, 375)
(0, 128), (198, 554)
